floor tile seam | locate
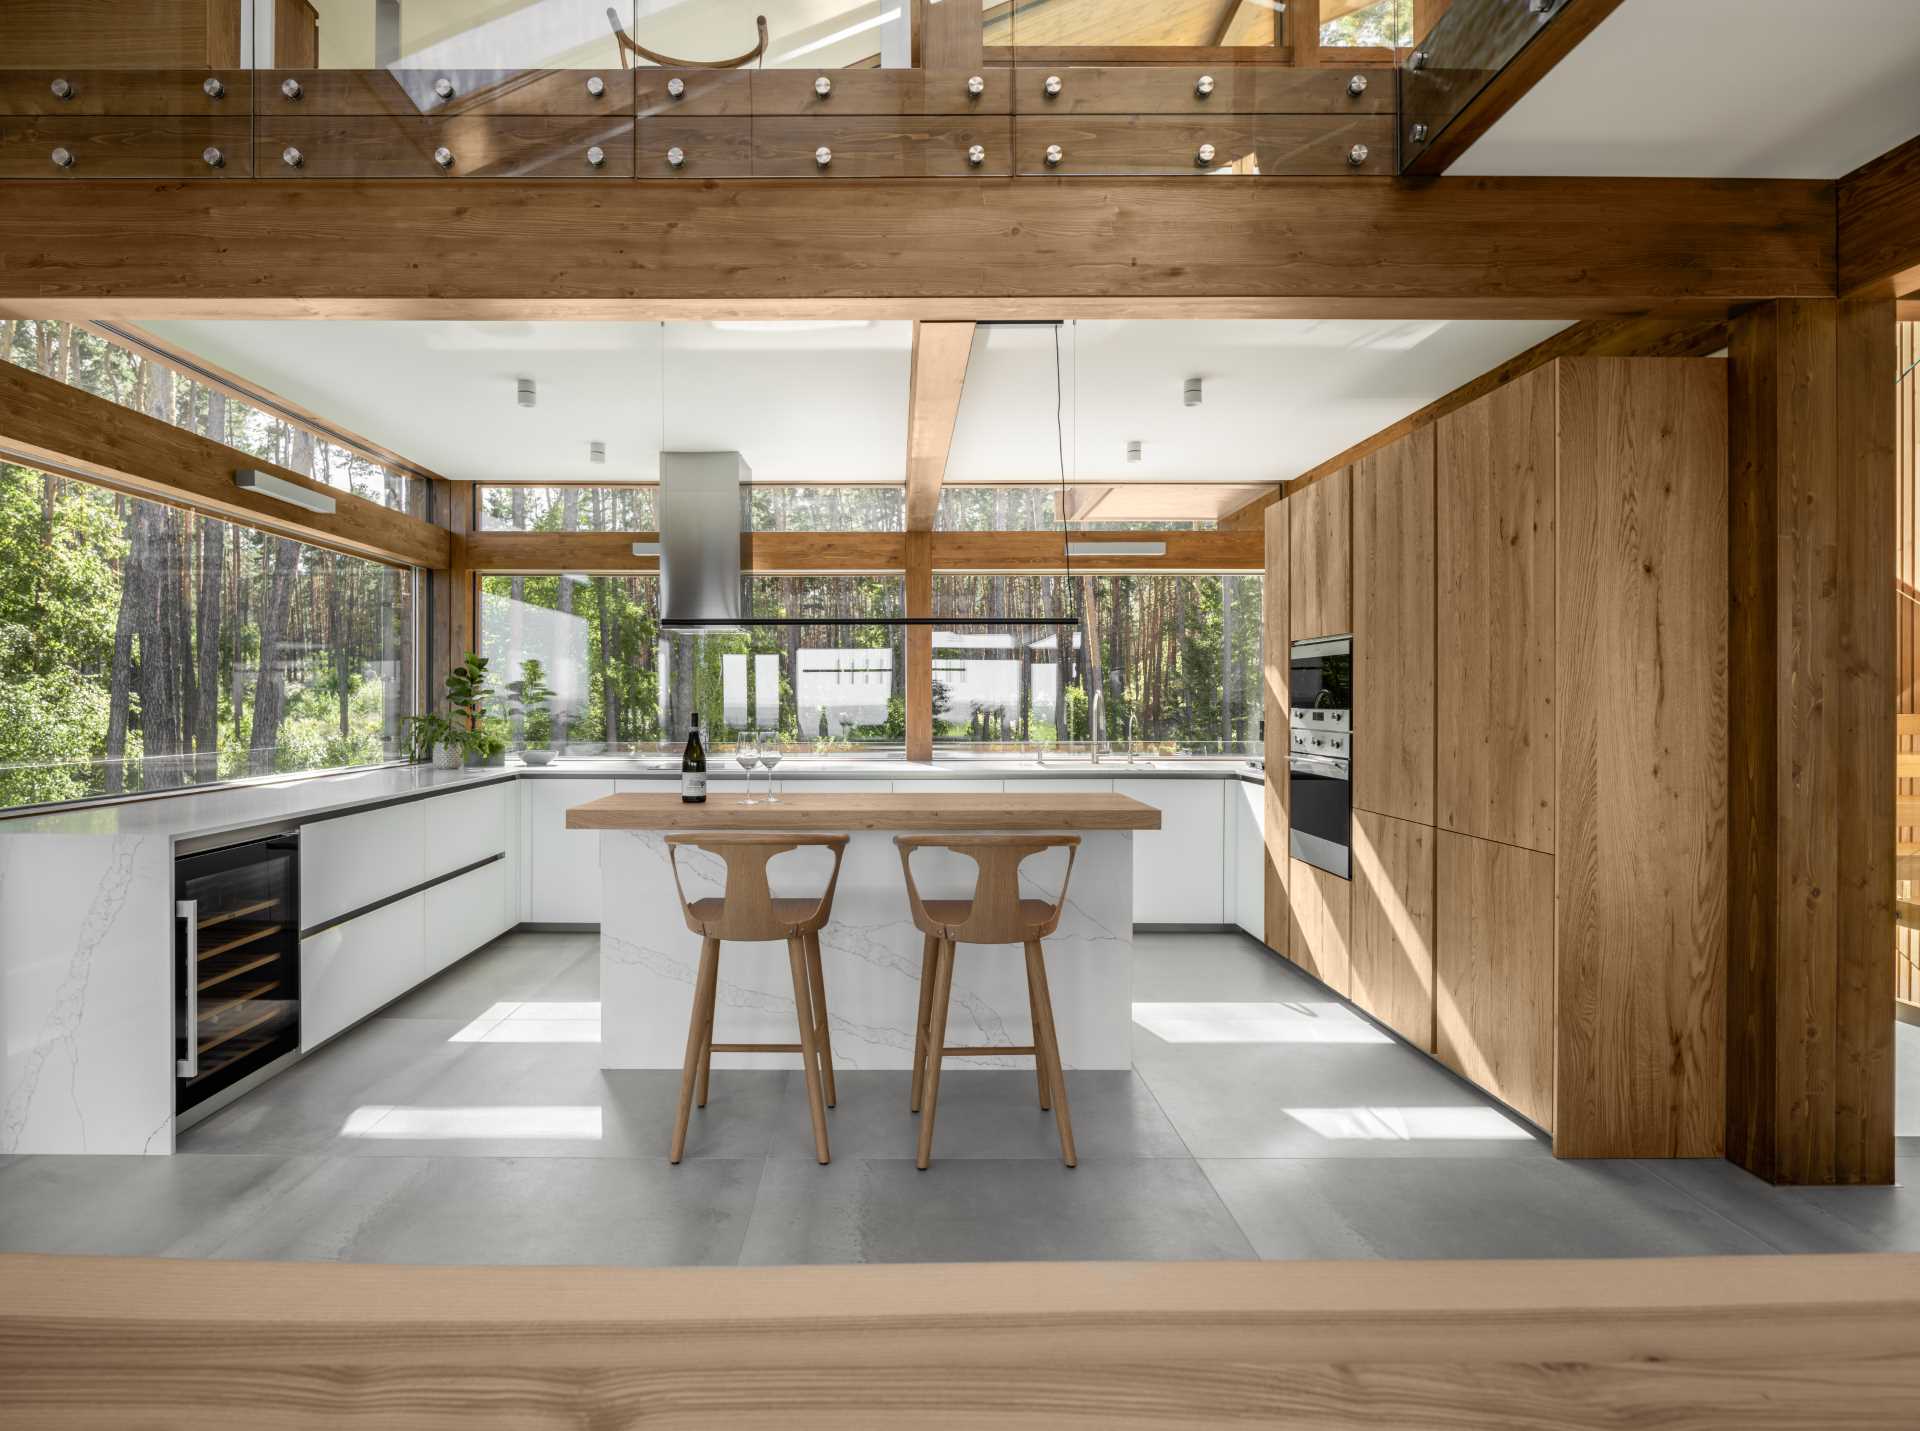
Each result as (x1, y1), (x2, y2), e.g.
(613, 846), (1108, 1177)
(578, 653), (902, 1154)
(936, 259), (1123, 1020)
(1610, 1160), (1811, 1255)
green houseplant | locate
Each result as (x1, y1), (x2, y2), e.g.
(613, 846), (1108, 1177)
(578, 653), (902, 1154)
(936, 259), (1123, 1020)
(401, 652), (496, 770)
(507, 657), (558, 766)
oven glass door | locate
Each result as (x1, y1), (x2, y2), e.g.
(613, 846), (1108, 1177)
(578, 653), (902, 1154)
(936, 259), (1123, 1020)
(1289, 637), (1352, 713)
(1287, 754), (1351, 880)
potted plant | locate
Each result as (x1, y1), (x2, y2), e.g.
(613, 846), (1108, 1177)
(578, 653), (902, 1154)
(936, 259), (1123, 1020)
(507, 657), (558, 766)
(401, 712), (469, 771)
(444, 651), (499, 768)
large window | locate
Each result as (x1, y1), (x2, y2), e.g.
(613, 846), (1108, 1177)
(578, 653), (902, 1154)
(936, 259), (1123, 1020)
(0, 464), (415, 811)
(932, 573), (1263, 754)
(478, 574), (904, 752)
(475, 484), (904, 533)
(2, 320), (424, 516)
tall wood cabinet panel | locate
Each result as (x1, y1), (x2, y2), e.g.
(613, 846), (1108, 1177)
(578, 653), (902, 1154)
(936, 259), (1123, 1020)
(1288, 857), (1351, 996)
(1434, 831), (1554, 1131)
(1263, 501), (1290, 955)
(1436, 364), (1556, 854)
(1554, 357), (1728, 1158)
(1353, 427), (1436, 826)
(1289, 464), (1350, 640)
(1350, 809), (1434, 1049)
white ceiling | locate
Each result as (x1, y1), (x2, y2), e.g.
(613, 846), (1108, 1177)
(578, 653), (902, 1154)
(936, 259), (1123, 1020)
(1448, 0), (1920, 179)
(147, 318), (1570, 485)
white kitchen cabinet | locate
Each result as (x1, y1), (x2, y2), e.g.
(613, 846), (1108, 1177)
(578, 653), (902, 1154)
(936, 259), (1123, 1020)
(423, 856), (514, 978)
(524, 777), (614, 923)
(301, 894), (426, 1050)
(421, 779), (516, 884)
(300, 799), (427, 930)
(1228, 778), (1264, 938)
(1114, 778), (1225, 925)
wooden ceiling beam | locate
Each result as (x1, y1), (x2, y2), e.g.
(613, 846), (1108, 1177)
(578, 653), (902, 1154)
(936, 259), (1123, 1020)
(0, 360), (448, 569)
(1839, 133), (1920, 299)
(904, 320), (977, 532)
(0, 177), (1834, 320)
(1401, 0), (1629, 178)
(1285, 312), (1733, 492)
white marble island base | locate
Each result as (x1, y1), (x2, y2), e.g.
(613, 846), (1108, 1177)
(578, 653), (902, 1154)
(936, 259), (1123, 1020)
(581, 798), (1152, 1072)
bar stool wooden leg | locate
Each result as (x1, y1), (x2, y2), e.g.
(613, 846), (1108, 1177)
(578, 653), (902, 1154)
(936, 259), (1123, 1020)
(787, 935), (832, 1164)
(909, 932), (938, 1114)
(672, 936), (721, 1164)
(805, 931), (837, 1108)
(1025, 959), (1052, 1111)
(696, 999), (716, 1109)
(1025, 939), (1076, 1168)
(916, 938), (957, 1170)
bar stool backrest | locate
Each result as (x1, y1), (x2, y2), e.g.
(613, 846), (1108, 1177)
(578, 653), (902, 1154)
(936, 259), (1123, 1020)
(665, 833), (849, 941)
(895, 834), (1081, 943)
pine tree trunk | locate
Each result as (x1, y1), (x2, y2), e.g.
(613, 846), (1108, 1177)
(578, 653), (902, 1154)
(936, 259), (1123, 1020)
(1078, 574), (1103, 744)
(247, 430), (311, 774)
(102, 495), (137, 795)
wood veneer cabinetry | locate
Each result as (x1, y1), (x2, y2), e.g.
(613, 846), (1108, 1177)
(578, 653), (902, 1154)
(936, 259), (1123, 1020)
(1288, 462), (1349, 641)
(1263, 501), (1290, 955)
(1288, 858), (1350, 997)
(1350, 810), (1434, 1049)
(1352, 427), (1434, 826)
(1436, 363), (1556, 855)
(1434, 830), (1554, 1131)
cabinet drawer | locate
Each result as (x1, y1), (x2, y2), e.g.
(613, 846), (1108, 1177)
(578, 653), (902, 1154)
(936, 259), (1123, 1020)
(635, 116), (752, 177)
(260, 115), (635, 177)
(1016, 117), (1253, 176)
(0, 69), (252, 115)
(751, 68), (1012, 115)
(301, 895), (425, 1051)
(1253, 115), (1393, 175)
(636, 69), (753, 117)
(0, 116), (252, 176)
(301, 800), (427, 929)
(424, 857), (513, 978)
(259, 68), (626, 117)
(1116, 778), (1224, 925)
(422, 782), (516, 883)
(754, 117), (1010, 177)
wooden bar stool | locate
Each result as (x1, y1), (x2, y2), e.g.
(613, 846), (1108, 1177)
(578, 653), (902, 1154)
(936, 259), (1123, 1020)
(895, 834), (1081, 1170)
(665, 833), (847, 1165)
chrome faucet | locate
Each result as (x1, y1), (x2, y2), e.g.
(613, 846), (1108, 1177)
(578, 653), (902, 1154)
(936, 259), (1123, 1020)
(1089, 686), (1105, 764)
(1126, 714), (1136, 766)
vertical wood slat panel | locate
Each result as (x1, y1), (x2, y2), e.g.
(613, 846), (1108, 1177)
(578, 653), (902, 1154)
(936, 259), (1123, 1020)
(1264, 501), (1291, 956)
(1288, 463), (1350, 642)
(1352, 428), (1436, 826)
(1897, 322), (1918, 1008)
(1552, 358), (1728, 1158)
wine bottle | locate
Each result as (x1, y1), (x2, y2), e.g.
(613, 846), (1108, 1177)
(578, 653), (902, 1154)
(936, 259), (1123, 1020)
(680, 712), (707, 803)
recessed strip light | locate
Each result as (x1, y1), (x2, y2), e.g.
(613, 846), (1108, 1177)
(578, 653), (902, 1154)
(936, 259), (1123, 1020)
(233, 468), (336, 515)
(1065, 540), (1166, 557)
(630, 541), (662, 557)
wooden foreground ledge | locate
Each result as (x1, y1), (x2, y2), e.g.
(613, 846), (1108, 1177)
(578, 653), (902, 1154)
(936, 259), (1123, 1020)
(2, 1253), (1918, 1428)
(565, 791), (1164, 831)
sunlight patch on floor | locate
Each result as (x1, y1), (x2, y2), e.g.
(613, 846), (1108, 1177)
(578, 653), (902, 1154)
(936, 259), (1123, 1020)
(340, 1105), (605, 1140)
(449, 1001), (601, 1043)
(1283, 1106), (1535, 1141)
(1131, 1001), (1392, 1045)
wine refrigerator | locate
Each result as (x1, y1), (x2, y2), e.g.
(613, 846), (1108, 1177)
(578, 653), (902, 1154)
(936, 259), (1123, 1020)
(175, 834), (301, 1119)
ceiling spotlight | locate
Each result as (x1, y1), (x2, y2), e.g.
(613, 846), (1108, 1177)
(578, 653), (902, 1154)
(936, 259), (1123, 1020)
(517, 377), (536, 408)
(1183, 377), (1203, 407)
(589, 440), (606, 464)
(1126, 440), (1142, 463)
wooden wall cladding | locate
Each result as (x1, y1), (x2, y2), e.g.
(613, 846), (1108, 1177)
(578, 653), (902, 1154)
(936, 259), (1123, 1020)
(756, 118), (1012, 178)
(0, 117), (251, 177)
(1434, 831), (1554, 1132)
(0, 0), (218, 68)
(1353, 427), (1435, 826)
(1288, 857), (1351, 996)
(1554, 357), (1728, 1159)
(1264, 501), (1291, 955)
(258, 116), (635, 179)
(1350, 810), (1435, 1049)
(1288, 462), (1350, 641)
(1436, 361), (1556, 855)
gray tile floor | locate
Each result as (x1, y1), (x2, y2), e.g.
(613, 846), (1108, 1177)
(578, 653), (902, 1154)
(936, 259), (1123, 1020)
(3, 930), (1916, 1266)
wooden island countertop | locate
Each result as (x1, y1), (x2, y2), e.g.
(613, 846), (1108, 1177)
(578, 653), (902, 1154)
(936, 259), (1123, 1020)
(563, 791), (1162, 832)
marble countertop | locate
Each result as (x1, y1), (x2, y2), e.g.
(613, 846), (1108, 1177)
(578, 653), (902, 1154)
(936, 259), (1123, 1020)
(0, 758), (1262, 842)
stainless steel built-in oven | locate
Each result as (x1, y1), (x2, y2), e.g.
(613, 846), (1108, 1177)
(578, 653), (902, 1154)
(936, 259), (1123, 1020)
(1288, 635), (1352, 879)
(175, 833), (300, 1120)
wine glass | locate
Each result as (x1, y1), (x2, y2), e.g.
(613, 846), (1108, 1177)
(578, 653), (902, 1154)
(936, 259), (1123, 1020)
(759, 732), (785, 803)
(735, 728), (759, 803)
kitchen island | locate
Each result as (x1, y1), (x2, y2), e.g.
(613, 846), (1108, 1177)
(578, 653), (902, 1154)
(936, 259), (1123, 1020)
(565, 791), (1161, 1072)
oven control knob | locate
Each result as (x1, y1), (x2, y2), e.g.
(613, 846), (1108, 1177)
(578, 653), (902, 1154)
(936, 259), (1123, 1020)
(667, 76), (686, 98)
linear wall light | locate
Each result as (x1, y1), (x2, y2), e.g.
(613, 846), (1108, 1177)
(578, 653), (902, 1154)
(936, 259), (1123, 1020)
(234, 468), (336, 515)
(1064, 540), (1166, 557)
(630, 540), (662, 557)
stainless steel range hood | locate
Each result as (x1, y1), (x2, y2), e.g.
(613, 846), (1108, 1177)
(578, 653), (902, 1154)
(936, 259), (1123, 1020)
(657, 450), (750, 631)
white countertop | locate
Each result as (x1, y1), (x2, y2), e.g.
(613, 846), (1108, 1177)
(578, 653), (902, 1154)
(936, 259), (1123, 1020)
(0, 759), (1264, 843)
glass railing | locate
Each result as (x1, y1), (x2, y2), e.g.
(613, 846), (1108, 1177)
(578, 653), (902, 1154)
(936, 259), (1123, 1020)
(1400, 0), (1560, 170)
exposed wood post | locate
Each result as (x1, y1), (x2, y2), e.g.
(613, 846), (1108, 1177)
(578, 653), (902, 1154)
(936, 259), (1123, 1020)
(905, 321), (976, 531)
(1727, 298), (1897, 1185)
(1288, 0), (1321, 68)
(428, 477), (475, 706)
(906, 530), (933, 762)
(918, 0), (983, 71)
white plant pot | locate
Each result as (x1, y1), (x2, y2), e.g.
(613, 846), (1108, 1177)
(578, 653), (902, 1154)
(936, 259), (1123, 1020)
(522, 749), (556, 767)
(431, 742), (464, 771)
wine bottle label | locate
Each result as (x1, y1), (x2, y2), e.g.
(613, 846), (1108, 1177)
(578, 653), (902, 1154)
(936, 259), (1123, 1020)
(681, 772), (706, 799)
